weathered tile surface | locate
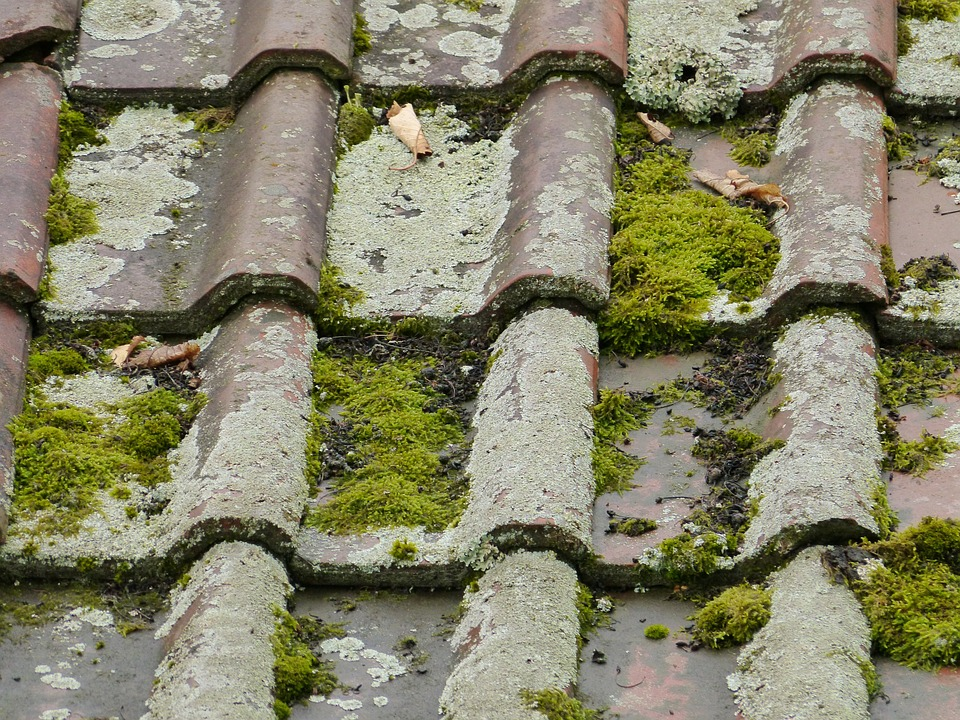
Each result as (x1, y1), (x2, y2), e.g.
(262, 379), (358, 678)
(0, 62), (60, 304)
(0, 0), (80, 58)
(0, 301), (30, 544)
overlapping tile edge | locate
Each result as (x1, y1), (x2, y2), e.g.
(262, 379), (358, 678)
(0, 0), (959, 719)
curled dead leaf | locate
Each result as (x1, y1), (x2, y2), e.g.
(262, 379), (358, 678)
(637, 112), (673, 144)
(111, 336), (145, 368)
(387, 102), (433, 171)
(124, 341), (201, 370)
(693, 169), (790, 211)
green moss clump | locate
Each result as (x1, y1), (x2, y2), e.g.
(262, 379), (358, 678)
(446, 0), (484, 10)
(727, 131), (776, 168)
(608, 517), (658, 536)
(575, 583), (611, 651)
(57, 102), (106, 167)
(691, 584), (771, 649)
(883, 115), (916, 162)
(898, 0), (960, 21)
(26, 347), (91, 384)
(644, 623), (671, 640)
(614, 146), (692, 205)
(389, 538), (418, 562)
(45, 172), (99, 245)
(601, 191), (779, 356)
(183, 107), (235, 133)
(650, 532), (733, 582)
(876, 344), (960, 409)
(520, 688), (600, 720)
(337, 89), (376, 151)
(305, 354), (468, 533)
(854, 517), (960, 669)
(272, 608), (345, 717)
(313, 263), (371, 336)
(897, 17), (916, 55)
(880, 245), (900, 288)
(871, 483), (900, 540)
(591, 389), (653, 495)
(883, 427), (959, 477)
(352, 12), (372, 55)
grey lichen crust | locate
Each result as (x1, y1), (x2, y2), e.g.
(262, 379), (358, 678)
(451, 307), (598, 555)
(144, 542), (291, 720)
(160, 303), (315, 552)
(740, 313), (881, 559)
(894, 19), (960, 111)
(440, 550), (580, 719)
(626, 0), (775, 122)
(728, 547), (872, 720)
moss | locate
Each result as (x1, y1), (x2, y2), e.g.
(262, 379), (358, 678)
(648, 532), (732, 583)
(520, 688), (601, 720)
(590, 388), (653, 495)
(608, 517), (658, 536)
(352, 12), (372, 55)
(57, 101), (106, 167)
(876, 344), (960, 409)
(871, 482), (900, 541)
(897, 17), (916, 55)
(851, 518), (960, 669)
(858, 655), (883, 701)
(313, 262), (372, 336)
(883, 115), (916, 162)
(27, 347), (91, 385)
(182, 107), (235, 133)
(880, 245), (900, 288)
(691, 584), (771, 649)
(389, 538), (418, 562)
(575, 583), (611, 651)
(644, 623), (671, 640)
(337, 88), (376, 152)
(726, 131), (776, 168)
(898, 0), (960, 21)
(305, 353), (468, 533)
(45, 172), (99, 245)
(446, 0), (484, 10)
(272, 608), (345, 716)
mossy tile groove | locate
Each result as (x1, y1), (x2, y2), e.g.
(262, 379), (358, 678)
(42, 70), (338, 335)
(353, 0), (627, 91)
(0, 64), (61, 305)
(145, 542), (291, 720)
(66, 0), (353, 105)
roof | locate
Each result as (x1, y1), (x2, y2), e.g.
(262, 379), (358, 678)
(1, 0), (960, 718)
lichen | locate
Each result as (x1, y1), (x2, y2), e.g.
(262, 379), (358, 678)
(271, 607), (345, 718)
(600, 115), (779, 356)
(644, 623), (671, 640)
(850, 517), (960, 669)
(520, 688), (601, 720)
(691, 583), (771, 648)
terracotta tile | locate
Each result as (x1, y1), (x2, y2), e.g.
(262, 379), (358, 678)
(66, 0), (352, 104)
(762, 79), (888, 311)
(0, 301), (30, 545)
(43, 70), (336, 333)
(354, 0), (626, 90)
(327, 78), (613, 325)
(0, 62), (60, 305)
(730, 547), (873, 719)
(440, 551), (580, 718)
(744, 0), (896, 101)
(0, 0), (80, 58)
(872, 660), (960, 719)
(146, 542), (290, 720)
(157, 300), (315, 566)
(889, 17), (960, 115)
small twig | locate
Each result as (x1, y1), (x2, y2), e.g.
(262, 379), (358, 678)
(656, 495), (696, 503)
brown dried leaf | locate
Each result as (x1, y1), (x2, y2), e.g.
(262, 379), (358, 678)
(124, 341), (201, 370)
(387, 102), (433, 171)
(693, 169), (790, 211)
(110, 336), (145, 367)
(637, 112), (673, 144)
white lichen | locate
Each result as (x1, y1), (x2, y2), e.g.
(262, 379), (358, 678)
(81, 0), (182, 41)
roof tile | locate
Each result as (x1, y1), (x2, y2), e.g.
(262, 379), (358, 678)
(0, 0), (80, 59)
(0, 300), (30, 544)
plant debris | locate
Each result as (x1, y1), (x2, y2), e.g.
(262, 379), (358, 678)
(387, 102), (432, 171)
(693, 168), (789, 211)
(637, 112), (673, 144)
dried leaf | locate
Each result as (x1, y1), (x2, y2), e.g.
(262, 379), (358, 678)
(110, 336), (145, 367)
(693, 169), (789, 211)
(637, 112), (673, 144)
(387, 102), (433, 171)
(124, 341), (201, 370)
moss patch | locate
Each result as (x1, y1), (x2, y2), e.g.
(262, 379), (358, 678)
(520, 688), (602, 720)
(182, 107), (235, 133)
(607, 516), (658, 536)
(352, 12), (372, 55)
(305, 334), (486, 534)
(839, 518), (960, 669)
(876, 343), (960, 409)
(575, 583), (612, 651)
(722, 115), (779, 168)
(591, 389), (653, 495)
(56, 101), (106, 166)
(691, 583), (771, 649)
(337, 88), (376, 153)
(883, 115), (916, 162)
(644, 623), (670, 640)
(600, 113), (780, 356)
(898, 0), (960, 21)
(45, 171), (99, 245)
(272, 608), (345, 718)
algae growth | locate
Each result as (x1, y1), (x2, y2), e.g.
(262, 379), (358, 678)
(600, 113), (780, 356)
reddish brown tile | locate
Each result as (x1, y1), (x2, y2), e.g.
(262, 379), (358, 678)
(66, 0), (352, 104)
(872, 660), (960, 719)
(0, 1), (80, 58)
(44, 70), (336, 333)
(0, 301), (30, 545)
(354, 0), (626, 90)
(0, 62), (60, 305)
